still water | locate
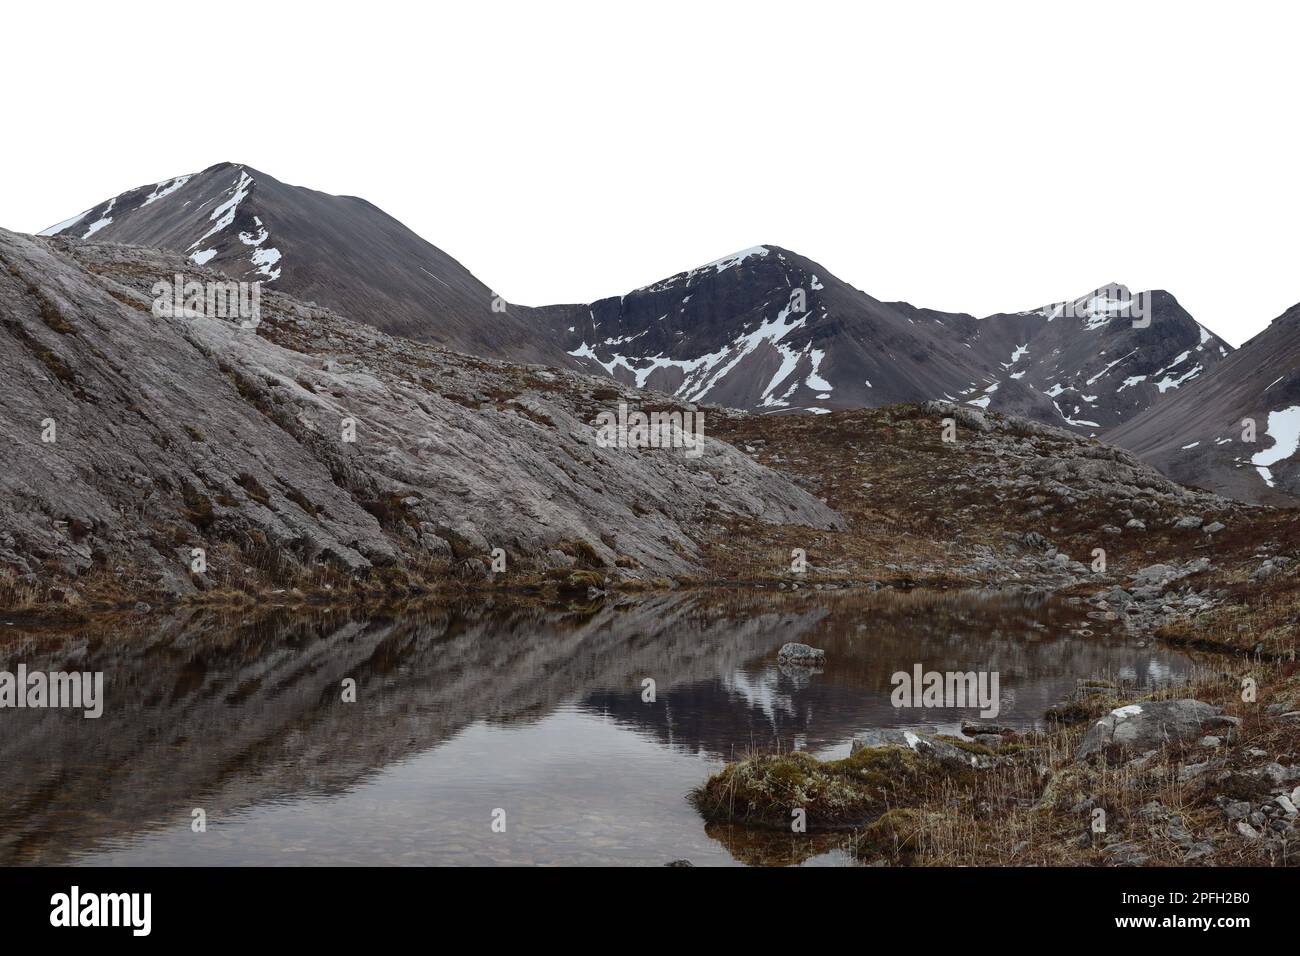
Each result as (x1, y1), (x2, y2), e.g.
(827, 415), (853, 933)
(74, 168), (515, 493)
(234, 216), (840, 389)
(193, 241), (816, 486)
(0, 589), (1199, 866)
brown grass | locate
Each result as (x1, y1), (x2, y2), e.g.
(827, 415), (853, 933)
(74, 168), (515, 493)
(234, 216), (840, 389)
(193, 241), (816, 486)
(698, 661), (1300, 867)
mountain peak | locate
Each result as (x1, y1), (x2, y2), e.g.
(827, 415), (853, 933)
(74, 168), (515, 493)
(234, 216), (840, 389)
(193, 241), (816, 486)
(37, 163), (279, 277)
(28, 165), (1243, 451)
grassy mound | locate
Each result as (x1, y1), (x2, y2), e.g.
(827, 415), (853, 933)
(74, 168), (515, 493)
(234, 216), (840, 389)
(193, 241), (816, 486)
(690, 745), (963, 830)
(852, 808), (934, 860)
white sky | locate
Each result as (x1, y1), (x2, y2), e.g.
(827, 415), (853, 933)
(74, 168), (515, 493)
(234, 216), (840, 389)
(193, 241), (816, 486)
(5, 0), (1299, 346)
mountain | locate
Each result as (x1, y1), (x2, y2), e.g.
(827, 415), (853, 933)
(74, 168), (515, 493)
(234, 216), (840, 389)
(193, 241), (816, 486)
(0, 227), (839, 606)
(36, 165), (1238, 449)
(36, 162), (568, 364)
(560, 246), (1232, 435)
(926, 287), (1232, 433)
(1108, 302), (1300, 503)
(559, 246), (991, 415)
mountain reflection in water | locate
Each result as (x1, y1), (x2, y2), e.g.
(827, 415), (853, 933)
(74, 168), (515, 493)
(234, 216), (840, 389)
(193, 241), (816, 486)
(0, 589), (1199, 866)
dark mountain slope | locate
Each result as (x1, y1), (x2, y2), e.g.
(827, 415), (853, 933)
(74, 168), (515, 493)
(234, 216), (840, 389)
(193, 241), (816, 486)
(935, 287), (1231, 433)
(1108, 302), (1300, 504)
(36, 167), (1241, 469)
(559, 245), (993, 415)
(561, 247), (1232, 435)
(38, 163), (566, 363)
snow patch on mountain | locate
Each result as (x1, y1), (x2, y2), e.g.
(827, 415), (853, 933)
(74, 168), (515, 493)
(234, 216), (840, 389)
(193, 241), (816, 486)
(601, 329), (650, 346)
(805, 349), (831, 391)
(1079, 291), (1139, 331)
(250, 246), (282, 280)
(81, 198), (115, 238)
(239, 220), (269, 247)
(239, 215), (282, 280)
(191, 170), (253, 250)
(141, 175), (193, 207)
(1153, 351), (1204, 393)
(1054, 401), (1099, 429)
(761, 346), (805, 407)
(571, 294), (814, 405)
(704, 246), (769, 272)
(636, 246), (770, 294)
(38, 209), (91, 237)
(687, 299), (806, 402)
(567, 343), (705, 389)
(1086, 349), (1138, 387)
(1251, 405), (1300, 488)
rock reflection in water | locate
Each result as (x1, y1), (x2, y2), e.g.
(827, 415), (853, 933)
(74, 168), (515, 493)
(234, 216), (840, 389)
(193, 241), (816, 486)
(581, 588), (1189, 760)
(0, 589), (1199, 866)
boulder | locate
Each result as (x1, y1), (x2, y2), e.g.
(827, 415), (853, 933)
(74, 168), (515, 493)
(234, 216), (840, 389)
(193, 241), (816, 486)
(1251, 556), (1293, 582)
(1103, 586), (1133, 606)
(1130, 564), (1180, 588)
(1021, 531), (1050, 550)
(1129, 559), (1209, 589)
(776, 642), (825, 666)
(851, 728), (995, 769)
(961, 721), (1016, 737)
(1077, 699), (1234, 761)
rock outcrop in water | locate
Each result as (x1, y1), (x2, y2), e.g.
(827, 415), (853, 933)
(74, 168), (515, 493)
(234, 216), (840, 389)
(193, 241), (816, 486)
(0, 229), (841, 607)
(776, 642), (825, 666)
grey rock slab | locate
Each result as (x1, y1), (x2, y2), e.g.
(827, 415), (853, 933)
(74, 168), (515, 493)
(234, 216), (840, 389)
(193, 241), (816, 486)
(0, 229), (844, 594)
(1077, 699), (1226, 761)
(851, 728), (995, 769)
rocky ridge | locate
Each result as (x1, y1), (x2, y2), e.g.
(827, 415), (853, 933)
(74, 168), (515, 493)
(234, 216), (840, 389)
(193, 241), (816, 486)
(0, 229), (840, 609)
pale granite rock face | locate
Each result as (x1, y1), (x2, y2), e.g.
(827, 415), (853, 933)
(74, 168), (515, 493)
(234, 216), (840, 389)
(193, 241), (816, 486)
(0, 229), (842, 599)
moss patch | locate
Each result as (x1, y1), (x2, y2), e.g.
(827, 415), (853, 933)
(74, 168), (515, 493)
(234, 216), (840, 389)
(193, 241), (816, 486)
(852, 808), (932, 860)
(236, 473), (272, 508)
(690, 746), (952, 830)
